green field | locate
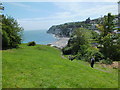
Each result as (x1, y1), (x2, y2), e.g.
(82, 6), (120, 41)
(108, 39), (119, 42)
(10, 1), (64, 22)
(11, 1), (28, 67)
(2, 44), (118, 88)
(0, 50), (2, 89)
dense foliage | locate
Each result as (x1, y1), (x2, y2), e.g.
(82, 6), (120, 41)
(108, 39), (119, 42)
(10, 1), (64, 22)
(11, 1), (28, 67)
(47, 15), (118, 37)
(97, 13), (120, 61)
(62, 28), (103, 62)
(27, 41), (36, 46)
(62, 28), (92, 55)
(2, 15), (23, 49)
(62, 13), (120, 63)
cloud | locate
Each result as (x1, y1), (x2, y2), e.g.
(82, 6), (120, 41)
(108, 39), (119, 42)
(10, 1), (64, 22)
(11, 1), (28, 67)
(54, 2), (118, 19)
(54, 2), (82, 13)
(8, 2), (30, 8)
(85, 4), (118, 16)
(7, 2), (41, 12)
(17, 12), (74, 30)
(17, 2), (118, 30)
(18, 12), (72, 21)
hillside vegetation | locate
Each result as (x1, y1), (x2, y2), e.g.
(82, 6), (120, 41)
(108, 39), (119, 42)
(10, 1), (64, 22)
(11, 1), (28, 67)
(1, 15), (23, 50)
(2, 44), (118, 88)
(47, 15), (118, 37)
(62, 13), (120, 63)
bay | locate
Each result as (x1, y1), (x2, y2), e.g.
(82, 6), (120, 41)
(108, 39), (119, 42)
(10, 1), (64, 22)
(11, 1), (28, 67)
(22, 30), (57, 45)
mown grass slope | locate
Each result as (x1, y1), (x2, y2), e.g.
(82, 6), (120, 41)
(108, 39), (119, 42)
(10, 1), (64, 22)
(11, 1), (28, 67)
(0, 50), (2, 89)
(2, 44), (118, 88)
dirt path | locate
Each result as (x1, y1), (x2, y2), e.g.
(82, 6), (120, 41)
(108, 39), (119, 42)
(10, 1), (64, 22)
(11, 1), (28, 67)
(61, 54), (68, 60)
(94, 67), (111, 73)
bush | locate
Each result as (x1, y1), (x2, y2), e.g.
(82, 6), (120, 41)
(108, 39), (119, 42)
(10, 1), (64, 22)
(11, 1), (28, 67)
(100, 58), (113, 65)
(2, 15), (23, 49)
(62, 46), (72, 55)
(68, 56), (75, 61)
(27, 41), (36, 46)
(83, 47), (104, 62)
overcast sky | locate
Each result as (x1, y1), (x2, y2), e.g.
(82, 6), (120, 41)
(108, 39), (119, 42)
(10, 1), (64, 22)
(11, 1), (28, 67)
(3, 2), (118, 30)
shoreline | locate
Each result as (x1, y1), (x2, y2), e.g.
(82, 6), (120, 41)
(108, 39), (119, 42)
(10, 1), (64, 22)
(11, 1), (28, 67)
(49, 37), (70, 49)
(46, 33), (70, 49)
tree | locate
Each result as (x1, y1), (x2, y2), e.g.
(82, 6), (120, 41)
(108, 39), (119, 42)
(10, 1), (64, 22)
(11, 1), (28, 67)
(62, 27), (103, 62)
(62, 28), (92, 55)
(0, 2), (3, 50)
(97, 13), (115, 37)
(0, 3), (4, 10)
(2, 15), (23, 49)
(97, 13), (120, 61)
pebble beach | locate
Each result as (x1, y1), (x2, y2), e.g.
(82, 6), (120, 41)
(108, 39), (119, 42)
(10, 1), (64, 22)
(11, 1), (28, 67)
(50, 38), (69, 49)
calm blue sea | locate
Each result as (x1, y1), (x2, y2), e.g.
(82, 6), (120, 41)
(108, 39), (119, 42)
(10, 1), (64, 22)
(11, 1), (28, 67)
(22, 30), (57, 45)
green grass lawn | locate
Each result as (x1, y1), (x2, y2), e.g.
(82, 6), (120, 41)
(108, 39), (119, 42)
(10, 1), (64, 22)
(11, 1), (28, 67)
(0, 50), (2, 89)
(2, 44), (118, 88)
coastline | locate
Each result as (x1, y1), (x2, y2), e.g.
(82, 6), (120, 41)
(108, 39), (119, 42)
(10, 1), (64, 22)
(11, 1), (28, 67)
(49, 36), (70, 49)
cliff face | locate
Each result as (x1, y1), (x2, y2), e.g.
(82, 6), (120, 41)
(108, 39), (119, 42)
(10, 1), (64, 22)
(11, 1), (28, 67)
(47, 15), (118, 37)
(47, 25), (73, 37)
(47, 17), (99, 37)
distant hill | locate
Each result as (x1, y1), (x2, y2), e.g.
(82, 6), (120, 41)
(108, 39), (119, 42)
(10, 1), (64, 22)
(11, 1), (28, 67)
(47, 15), (118, 37)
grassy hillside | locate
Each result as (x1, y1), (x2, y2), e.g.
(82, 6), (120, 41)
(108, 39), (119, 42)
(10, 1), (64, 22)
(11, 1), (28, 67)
(2, 44), (118, 88)
(0, 50), (2, 89)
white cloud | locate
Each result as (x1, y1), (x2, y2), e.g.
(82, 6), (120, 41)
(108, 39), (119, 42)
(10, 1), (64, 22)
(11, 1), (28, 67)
(75, 4), (118, 18)
(8, 2), (31, 8)
(7, 2), (41, 12)
(54, 2), (82, 13)
(18, 12), (72, 21)
(17, 2), (118, 30)
(54, 2), (118, 19)
(17, 12), (74, 30)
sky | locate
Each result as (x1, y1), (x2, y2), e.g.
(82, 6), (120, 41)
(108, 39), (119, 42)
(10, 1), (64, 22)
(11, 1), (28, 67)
(3, 2), (118, 31)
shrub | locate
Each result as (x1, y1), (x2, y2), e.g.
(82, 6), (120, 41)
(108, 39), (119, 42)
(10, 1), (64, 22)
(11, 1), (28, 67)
(68, 56), (75, 61)
(100, 58), (113, 65)
(82, 47), (104, 62)
(27, 41), (36, 46)
(62, 46), (72, 55)
(2, 15), (23, 49)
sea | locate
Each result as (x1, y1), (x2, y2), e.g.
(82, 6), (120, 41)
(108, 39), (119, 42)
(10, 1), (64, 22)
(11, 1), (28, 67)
(22, 30), (57, 45)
